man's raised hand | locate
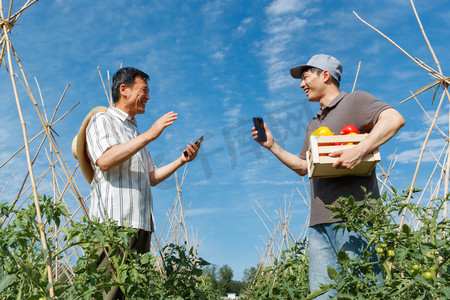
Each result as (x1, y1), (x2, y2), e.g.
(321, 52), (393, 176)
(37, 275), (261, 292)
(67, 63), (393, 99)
(146, 111), (178, 141)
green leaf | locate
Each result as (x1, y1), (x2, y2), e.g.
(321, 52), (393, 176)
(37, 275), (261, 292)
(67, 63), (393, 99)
(305, 284), (333, 300)
(141, 253), (152, 264)
(337, 249), (350, 264)
(327, 266), (339, 281)
(93, 229), (105, 244)
(287, 288), (294, 299)
(402, 224), (411, 235)
(0, 274), (17, 293)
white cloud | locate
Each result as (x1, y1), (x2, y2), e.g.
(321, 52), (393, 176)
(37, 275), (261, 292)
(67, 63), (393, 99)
(396, 137), (447, 164)
(421, 106), (450, 128)
(223, 103), (242, 119)
(266, 0), (307, 16)
(201, 0), (225, 21)
(266, 16), (306, 34)
(261, 1), (308, 92)
(211, 51), (225, 61)
(236, 17), (253, 35)
(395, 130), (426, 143)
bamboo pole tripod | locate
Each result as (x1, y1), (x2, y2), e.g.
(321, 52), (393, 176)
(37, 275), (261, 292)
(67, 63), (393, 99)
(354, 0), (449, 227)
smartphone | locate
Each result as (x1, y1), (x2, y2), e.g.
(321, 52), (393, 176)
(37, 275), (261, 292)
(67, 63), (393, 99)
(183, 136), (203, 157)
(253, 117), (267, 142)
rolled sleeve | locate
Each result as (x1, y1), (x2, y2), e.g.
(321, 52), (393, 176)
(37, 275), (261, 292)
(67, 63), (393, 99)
(86, 113), (120, 164)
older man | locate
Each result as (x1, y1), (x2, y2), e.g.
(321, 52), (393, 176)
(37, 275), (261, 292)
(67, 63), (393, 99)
(85, 67), (200, 299)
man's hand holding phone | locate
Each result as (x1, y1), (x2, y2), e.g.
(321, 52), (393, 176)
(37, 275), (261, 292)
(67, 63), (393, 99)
(252, 118), (274, 149)
(182, 136), (203, 162)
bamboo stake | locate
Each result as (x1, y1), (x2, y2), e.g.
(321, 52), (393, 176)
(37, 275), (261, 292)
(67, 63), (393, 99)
(48, 84), (71, 124)
(442, 86), (450, 219)
(0, 102), (79, 168)
(352, 61), (361, 93)
(107, 70), (112, 106)
(354, 8), (449, 225)
(0, 172), (14, 198)
(409, 0), (442, 74)
(413, 93), (448, 140)
(411, 0), (449, 218)
(1, 23), (54, 299)
(97, 66), (112, 106)
(2, 120), (52, 225)
(399, 90), (446, 230)
(353, 11), (445, 91)
(9, 43), (89, 218)
(3, 165), (52, 227)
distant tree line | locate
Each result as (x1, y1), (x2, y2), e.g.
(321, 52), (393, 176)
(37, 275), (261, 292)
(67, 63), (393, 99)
(203, 264), (258, 296)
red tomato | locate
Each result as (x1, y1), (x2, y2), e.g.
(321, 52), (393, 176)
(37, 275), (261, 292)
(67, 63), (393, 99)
(341, 124), (359, 135)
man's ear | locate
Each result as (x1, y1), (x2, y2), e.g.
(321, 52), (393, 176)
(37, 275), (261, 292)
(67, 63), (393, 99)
(119, 83), (129, 98)
(321, 70), (332, 84)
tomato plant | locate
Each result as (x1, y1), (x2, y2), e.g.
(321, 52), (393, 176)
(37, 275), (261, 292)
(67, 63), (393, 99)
(0, 195), (219, 300)
(317, 188), (450, 299)
(241, 240), (310, 299)
(387, 249), (396, 257)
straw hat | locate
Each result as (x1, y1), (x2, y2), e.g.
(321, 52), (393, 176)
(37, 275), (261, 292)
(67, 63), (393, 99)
(72, 106), (108, 183)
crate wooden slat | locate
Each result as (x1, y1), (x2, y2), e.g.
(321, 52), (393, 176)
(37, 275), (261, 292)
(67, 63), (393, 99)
(306, 134), (380, 179)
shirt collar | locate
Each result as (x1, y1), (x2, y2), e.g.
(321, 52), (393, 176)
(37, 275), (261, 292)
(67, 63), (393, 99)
(316, 91), (347, 119)
(108, 106), (138, 126)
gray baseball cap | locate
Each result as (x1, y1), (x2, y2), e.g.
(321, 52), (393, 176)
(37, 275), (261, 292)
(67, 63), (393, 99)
(290, 54), (343, 82)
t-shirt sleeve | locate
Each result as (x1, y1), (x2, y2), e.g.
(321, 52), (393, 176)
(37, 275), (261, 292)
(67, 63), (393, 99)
(86, 113), (120, 164)
(353, 91), (393, 131)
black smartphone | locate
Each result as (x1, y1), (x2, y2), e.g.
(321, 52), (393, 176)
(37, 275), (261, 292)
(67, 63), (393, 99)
(253, 117), (267, 142)
(183, 136), (203, 157)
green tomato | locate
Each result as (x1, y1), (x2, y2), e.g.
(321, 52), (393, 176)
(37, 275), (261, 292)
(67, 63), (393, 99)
(381, 243), (387, 248)
(422, 271), (434, 280)
(376, 247), (384, 254)
(387, 250), (395, 257)
(412, 264), (421, 271)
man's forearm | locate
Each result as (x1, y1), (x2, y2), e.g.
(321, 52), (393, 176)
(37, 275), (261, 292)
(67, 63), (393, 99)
(269, 143), (308, 176)
(331, 108), (405, 169)
(358, 108), (405, 156)
(149, 157), (185, 186)
(96, 134), (151, 171)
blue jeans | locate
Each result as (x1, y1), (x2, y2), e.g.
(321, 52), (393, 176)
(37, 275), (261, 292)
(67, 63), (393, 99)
(308, 223), (382, 299)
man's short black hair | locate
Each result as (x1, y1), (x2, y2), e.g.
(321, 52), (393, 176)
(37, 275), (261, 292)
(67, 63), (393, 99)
(303, 66), (340, 88)
(112, 67), (149, 103)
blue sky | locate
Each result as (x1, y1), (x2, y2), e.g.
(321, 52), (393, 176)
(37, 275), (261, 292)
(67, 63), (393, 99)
(1, 0), (450, 280)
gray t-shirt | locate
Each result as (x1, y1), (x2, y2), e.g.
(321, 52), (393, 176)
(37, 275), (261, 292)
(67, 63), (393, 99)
(299, 91), (392, 226)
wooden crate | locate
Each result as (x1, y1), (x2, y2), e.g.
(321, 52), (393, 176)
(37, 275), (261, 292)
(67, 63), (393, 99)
(306, 134), (380, 179)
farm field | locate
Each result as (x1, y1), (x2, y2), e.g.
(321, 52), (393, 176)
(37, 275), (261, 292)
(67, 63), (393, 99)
(0, 0), (449, 299)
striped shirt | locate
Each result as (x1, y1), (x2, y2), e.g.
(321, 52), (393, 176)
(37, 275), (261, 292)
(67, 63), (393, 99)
(86, 106), (156, 232)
